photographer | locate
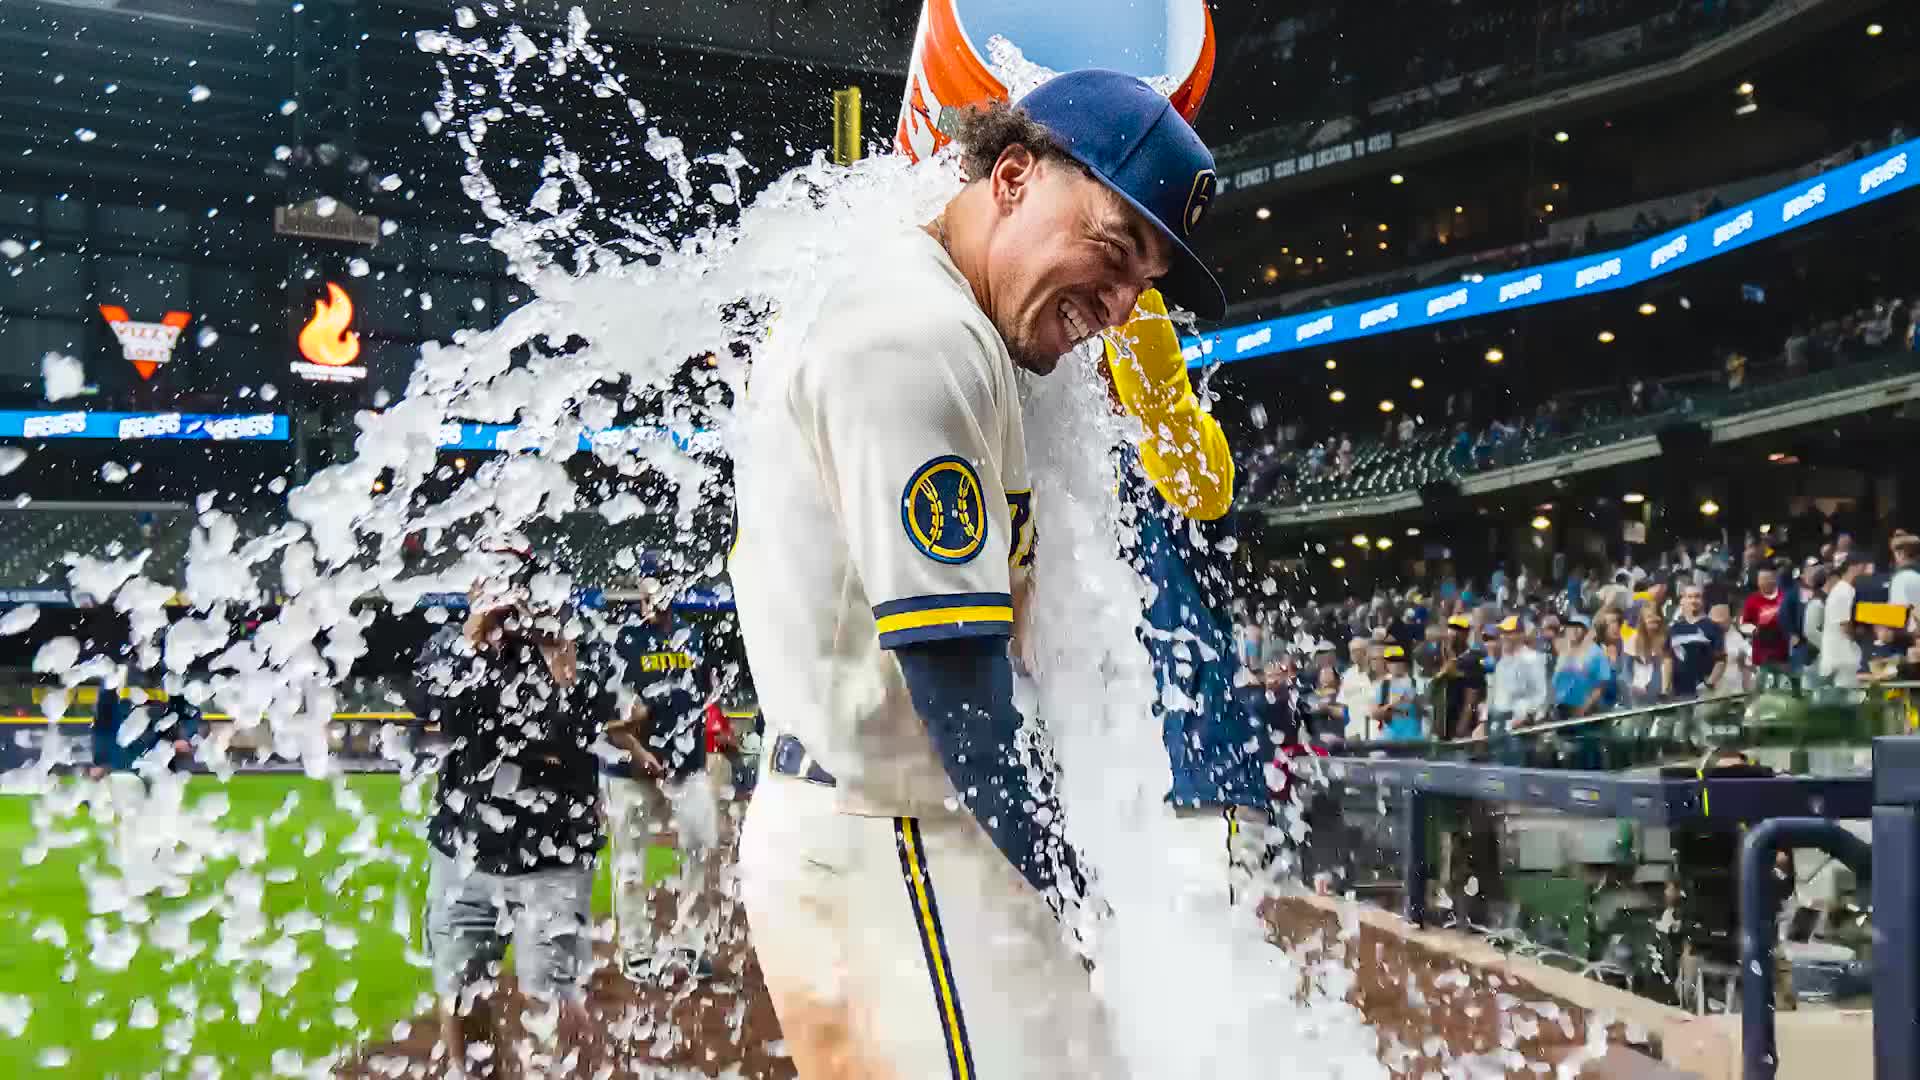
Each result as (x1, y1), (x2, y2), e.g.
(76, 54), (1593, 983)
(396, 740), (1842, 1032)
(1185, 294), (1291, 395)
(408, 547), (615, 1080)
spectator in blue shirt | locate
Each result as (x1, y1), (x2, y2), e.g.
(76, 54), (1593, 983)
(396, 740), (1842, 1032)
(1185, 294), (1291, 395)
(1553, 616), (1614, 719)
(1370, 646), (1426, 741)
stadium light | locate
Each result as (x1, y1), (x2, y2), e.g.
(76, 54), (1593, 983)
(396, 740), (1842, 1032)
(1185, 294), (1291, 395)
(1623, 492), (1646, 504)
(1389, 173), (1405, 185)
(1737, 82), (1755, 96)
(453, 456), (467, 469)
(1405, 527), (1422, 537)
(1352, 534), (1369, 547)
(1767, 451), (1786, 462)
(1700, 499), (1721, 516)
(1867, 23), (1884, 36)
(1597, 330), (1617, 343)
(1329, 389), (1347, 402)
(1346, 249), (1355, 257)
(1484, 347), (1505, 363)
(1325, 358), (1337, 370)
(1377, 241), (1389, 250)
(1453, 205), (1465, 214)
(1760, 523), (1773, 534)
(1531, 515), (1552, 531)
(1294, 256), (1305, 266)
(1263, 266), (1280, 283)
(1375, 537), (1394, 551)
(1377, 223), (1389, 232)
(1638, 302), (1657, 316)
(1256, 207), (1272, 220)
(1553, 131), (1570, 143)
(1331, 556), (1347, 570)
(1735, 102), (1759, 116)
(1409, 376), (1425, 389)
(1378, 399), (1395, 413)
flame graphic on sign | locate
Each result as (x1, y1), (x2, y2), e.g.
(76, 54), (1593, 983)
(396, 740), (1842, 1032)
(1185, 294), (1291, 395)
(298, 282), (361, 367)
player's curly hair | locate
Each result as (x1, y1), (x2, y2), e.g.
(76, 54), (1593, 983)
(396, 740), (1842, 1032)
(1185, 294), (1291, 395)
(947, 98), (1072, 183)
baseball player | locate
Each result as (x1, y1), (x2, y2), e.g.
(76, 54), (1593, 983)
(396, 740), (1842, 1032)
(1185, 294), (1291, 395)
(730, 70), (1225, 1078)
(604, 575), (725, 982)
(1102, 288), (1271, 906)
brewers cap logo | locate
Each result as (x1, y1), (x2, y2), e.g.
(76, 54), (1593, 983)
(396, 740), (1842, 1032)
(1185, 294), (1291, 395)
(902, 455), (987, 564)
(1184, 169), (1217, 236)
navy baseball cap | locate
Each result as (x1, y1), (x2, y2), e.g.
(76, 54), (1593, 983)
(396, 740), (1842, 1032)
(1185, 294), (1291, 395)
(1016, 70), (1226, 320)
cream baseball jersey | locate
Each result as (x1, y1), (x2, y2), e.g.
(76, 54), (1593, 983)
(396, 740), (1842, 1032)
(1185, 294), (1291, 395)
(730, 228), (1034, 819)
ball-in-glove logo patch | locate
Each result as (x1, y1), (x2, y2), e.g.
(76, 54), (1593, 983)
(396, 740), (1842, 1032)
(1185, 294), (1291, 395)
(902, 455), (987, 564)
(1184, 169), (1217, 235)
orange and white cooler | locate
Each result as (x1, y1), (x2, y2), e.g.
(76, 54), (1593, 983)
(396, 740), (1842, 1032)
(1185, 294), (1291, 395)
(894, 0), (1216, 160)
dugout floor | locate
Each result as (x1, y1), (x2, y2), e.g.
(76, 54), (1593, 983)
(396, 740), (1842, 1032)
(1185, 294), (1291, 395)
(337, 898), (794, 1080)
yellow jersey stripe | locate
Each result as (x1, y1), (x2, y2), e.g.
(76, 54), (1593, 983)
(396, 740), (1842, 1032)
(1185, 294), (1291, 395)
(898, 818), (974, 1079)
(874, 605), (1012, 636)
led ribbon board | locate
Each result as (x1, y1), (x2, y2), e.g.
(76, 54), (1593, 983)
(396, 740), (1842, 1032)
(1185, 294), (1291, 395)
(1183, 139), (1918, 367)
(432, 422), (718, 454)
(0, 411), (289, 441)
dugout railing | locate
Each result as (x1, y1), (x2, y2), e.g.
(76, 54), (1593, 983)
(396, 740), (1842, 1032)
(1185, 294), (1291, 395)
(1315, 722), (1918, 1080)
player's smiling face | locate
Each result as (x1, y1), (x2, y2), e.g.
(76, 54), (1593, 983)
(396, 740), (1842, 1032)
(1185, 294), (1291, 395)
(988, 152), (1172, 374)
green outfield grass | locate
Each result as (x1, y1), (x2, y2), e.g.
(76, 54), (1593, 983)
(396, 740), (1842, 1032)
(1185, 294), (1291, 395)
(0, 773), (678, 1078)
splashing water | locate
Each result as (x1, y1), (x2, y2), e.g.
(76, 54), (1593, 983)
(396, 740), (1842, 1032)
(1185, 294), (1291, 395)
(12, 8), (1395, 1076)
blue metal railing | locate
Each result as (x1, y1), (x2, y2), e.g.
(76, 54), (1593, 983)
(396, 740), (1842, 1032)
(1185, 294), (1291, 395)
(1317, 732), (1920, 1079)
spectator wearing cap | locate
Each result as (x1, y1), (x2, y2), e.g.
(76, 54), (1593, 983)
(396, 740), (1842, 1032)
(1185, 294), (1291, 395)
(1486, 616), (1549, 735)
(1432, 615), (1488, 740)
(1369, 645), (1424, 741)
(1820, 551), (1873, 685)
(1553, 615), (1614, 719)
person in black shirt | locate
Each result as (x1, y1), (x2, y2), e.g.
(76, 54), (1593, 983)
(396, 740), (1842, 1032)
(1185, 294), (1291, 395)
(1668, 584), (1726, 698)
(604, 576), (723, 982)
(409, 549), (615, 1079)
(1433, 616), (1488, 740)
(1236, 655), (1301, 758)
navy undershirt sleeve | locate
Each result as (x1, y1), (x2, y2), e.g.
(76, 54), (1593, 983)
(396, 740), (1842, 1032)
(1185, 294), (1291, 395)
(895, 636), (1088, 905)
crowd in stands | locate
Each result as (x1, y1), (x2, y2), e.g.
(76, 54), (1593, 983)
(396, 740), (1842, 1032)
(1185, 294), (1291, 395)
(1238, 293), (1920, 508)
(1235, 524), (1920, 748)
(1215, 0), (1780, 165)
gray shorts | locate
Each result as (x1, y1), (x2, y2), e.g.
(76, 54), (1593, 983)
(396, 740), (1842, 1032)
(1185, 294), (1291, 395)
(424, 849), (595, 1001)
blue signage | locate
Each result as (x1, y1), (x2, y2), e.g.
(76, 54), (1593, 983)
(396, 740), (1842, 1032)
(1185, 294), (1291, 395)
(0, 410), (289, 441)
(432, 422), (718, 455)
(1184, 140), (1919, 366)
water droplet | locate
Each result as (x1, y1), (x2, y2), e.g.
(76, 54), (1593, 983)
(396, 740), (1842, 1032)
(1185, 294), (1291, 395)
(189, 85), (211, 103)
(73, 128), (96, 143)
